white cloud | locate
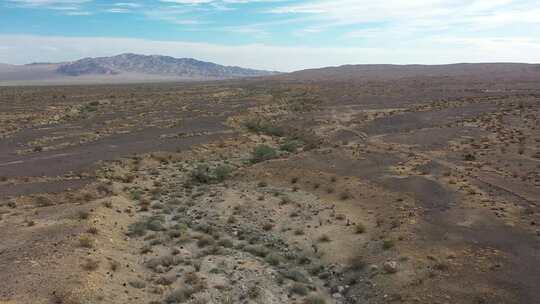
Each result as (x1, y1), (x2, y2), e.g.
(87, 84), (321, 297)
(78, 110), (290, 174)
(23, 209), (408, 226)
(114, 2), (142, 8)
(1, 34), (539, 72)
(271, 0), (540, 39)
(7, 0), (92, 7)
(106, 8), (131, 13)
(7, 0), (92, 14)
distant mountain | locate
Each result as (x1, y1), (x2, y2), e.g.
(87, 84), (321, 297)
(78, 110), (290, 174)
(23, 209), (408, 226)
(0, 53), (277, 85)
(276, 63), (540, 82)
(57, 53), (275, 79)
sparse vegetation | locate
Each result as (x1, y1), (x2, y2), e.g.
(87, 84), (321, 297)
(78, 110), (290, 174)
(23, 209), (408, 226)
(244, 120), (284, 137)
(250, 145), (277, 163)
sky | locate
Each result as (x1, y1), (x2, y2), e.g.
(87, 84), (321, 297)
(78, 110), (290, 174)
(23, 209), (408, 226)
(1, 0), (540, 71)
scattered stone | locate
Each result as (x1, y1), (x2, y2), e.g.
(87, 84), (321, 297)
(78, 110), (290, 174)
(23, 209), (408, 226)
(383, 261), (398, 274)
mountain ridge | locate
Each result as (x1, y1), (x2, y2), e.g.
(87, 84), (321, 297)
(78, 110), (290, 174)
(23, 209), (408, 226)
(56, 53), (277, 78)
(275, 62), (540, 82)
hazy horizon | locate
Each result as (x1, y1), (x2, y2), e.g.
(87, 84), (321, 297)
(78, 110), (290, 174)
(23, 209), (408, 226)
(1, 1), (540, 72)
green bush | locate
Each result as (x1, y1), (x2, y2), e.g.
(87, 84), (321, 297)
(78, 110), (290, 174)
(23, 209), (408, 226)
(289, 283), (308, 296)
(251, 145), (277, 163)
(128, 215), (165, 236)
(190, 164), (232, 184)
(214, 165), (232, 182)
(280, 139), (302, 153)
(244, 120), (285, 137)
(191, 164), (212, 184)
(304, 295), (326, 304)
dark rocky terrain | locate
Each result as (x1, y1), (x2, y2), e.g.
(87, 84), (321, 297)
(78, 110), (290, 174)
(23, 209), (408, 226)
(0, 65), (539, 304)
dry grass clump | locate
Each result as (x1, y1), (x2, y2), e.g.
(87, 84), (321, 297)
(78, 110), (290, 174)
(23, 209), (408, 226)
(77, 210), (90, 220)
(289, 283), (308, 296)
(262, 223), (274, 231)
(304, 295), (326, 304)
(265, 253), (282, 266)
(81, 258), (99, 271)
(354, 223), (366, 234)
(156, 275), (177, 286)
(50, 290), (80, 304)
(348, 255), (367, 271)
(35, 196), (54, 207)
(165, 287), (198, 303)
(79, 235), (94, 248)
(244, 244), (269, 258)
(318, 234), (331, 243)
(196, 235), (215, 248)
(382, 239), (395, 250)
(129, 280), (146, 289)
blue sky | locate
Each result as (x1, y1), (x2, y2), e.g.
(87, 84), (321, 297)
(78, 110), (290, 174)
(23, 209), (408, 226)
(1, 0), (540, 71)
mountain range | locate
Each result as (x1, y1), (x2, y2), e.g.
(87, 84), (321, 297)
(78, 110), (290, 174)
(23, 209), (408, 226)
(0, 53), (277, 85)
(1, 54), (540, 86)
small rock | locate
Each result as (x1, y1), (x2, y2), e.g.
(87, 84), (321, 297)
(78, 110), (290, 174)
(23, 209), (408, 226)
(383, 261), (398, 274)
(332, 293), (342, 299)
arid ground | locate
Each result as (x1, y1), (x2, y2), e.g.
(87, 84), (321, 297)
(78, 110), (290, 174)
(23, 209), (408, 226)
(0, 70), (539, 304)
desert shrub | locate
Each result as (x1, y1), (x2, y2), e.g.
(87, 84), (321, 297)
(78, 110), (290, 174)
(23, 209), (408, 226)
(79, 235), (94, 248)
(297, 255), (311, 265)
(281, 269), (308, 283)
(244, 120), (284, 137)
(382, 239), (395, 250)
(339, 191), (351, 200)
(165, 287), (197, 303)
(218, 238), (234, 248)
(280, 139), (302, 153)
(145, 217), (165, 231)
(280, 196), (292, 205)
(146, 255), (182, 271)
(128, 215), (165, 236)
(247, 286), (261, 299)
(191, 164), (232, 184)
(77, 210), (90, 220)
(244, 244), (269, 258)
(349, 255), (367, 271)
(109, 260), (120, 271)
(130, 190), (142, 201)
(355, 223), (366, 234)
(250, 145), (277, 163)
(191, 165), (212, 184)
(197, 235), (215, 248)
(318, 234), (331, 243)
(289, 283), (308, 296)
(214, 165), (232, 182)
(308, 264), (324, 276)
(129, 280), (146, 289)
(81, 258), (99, 271)
(156, 275), (177, 286)
(35, 196), (53, 207)
(463, 153), (476, 161)
(262, 223), (274, 231)
(184, 272), (202, 285)
(265, 253), (282, 266)
(304, 295), (326, 304)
